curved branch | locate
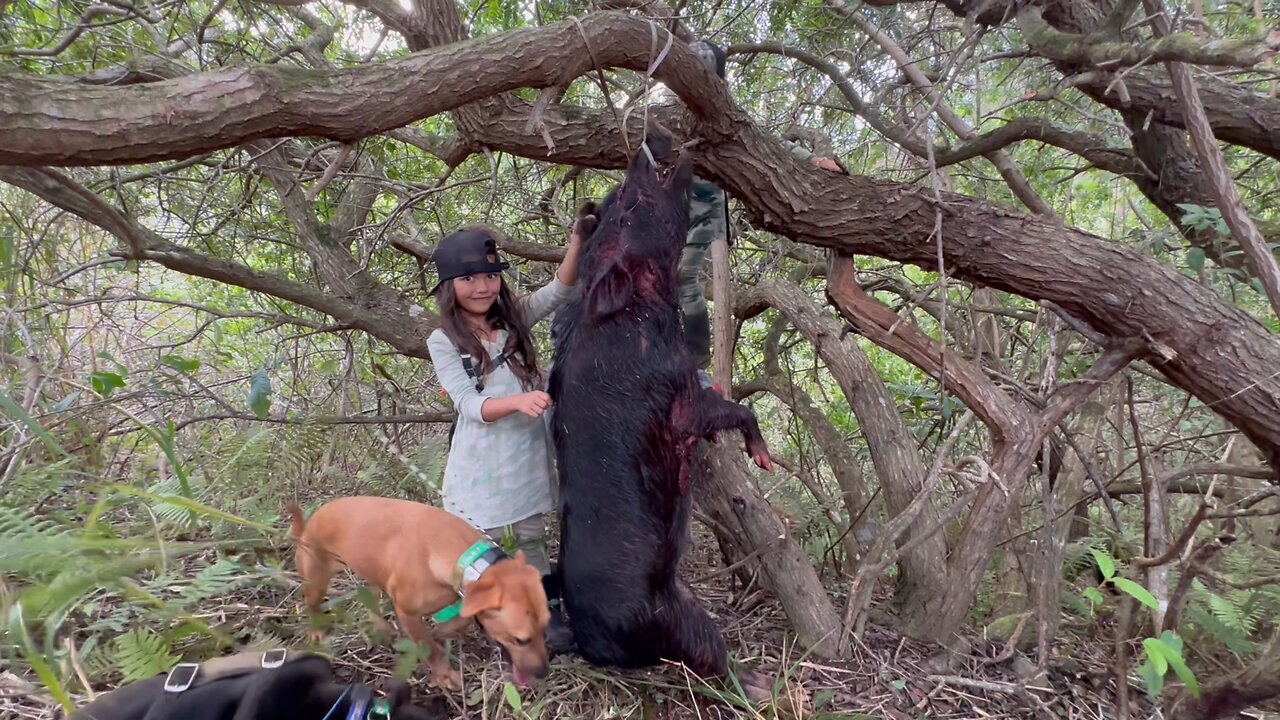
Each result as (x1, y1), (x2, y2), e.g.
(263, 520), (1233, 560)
(933, 118), (1147, 178)
(9, 4), (131, 57)
(1018, 5), (1280, 69)
(0, 166), (440, 358)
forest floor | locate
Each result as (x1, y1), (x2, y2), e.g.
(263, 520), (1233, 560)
(1, 529), (1177, 720)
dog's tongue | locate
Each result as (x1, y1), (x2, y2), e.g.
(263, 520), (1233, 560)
(511, 665), (532, 689)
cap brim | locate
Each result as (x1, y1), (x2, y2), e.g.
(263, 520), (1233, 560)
(431, 259), (511, 294)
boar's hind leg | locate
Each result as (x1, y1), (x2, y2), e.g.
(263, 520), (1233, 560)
(654, 584), (729, 679)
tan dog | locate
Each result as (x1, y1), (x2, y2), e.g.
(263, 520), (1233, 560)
(286, 497), (550, 690)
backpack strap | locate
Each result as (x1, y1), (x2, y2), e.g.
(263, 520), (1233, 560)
(459, 353), (483, 393)
(458, 350), (515, 393)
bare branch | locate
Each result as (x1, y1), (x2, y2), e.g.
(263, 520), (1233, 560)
(1018, 5), (1280, 68)
(171, 411), (452, 432)
(0, 166), (439, 358)
(826, 252), (1027, 439)
(9, 4), (131, 57)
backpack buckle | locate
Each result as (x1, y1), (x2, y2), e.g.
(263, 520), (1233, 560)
(163, 663), (199, 693)
(261, 648), (287, 668)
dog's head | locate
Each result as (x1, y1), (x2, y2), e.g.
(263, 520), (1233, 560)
(460, 551), (550, 687)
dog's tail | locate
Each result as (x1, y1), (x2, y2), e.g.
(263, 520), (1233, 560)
(284, 503), (307, 540)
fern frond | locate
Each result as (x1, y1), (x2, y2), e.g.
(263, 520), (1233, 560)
(114, 628), (178, 683)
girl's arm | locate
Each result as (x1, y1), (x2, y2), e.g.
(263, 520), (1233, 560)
(556, 218), (586, 287)
(427, 331), (551, 423)
(522, 218), (588, 325)
(477, 391), (551, 421)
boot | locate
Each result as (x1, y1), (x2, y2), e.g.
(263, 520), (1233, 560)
(541, 570), (576, 657)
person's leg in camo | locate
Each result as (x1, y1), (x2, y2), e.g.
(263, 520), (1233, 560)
(680, 39), (731, 388)
(680, 176), (724, 387)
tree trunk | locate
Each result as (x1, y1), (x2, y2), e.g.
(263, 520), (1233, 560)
(693, 443), (845, 659)
(735, 281), (952, 629)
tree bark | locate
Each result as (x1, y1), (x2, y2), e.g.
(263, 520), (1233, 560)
(692, 443), (844, 659)
(735, 281), (952, 626)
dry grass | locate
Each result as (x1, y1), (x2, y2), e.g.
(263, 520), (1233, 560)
(2, 531), (1140, 720)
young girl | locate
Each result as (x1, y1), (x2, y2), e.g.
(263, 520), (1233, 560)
(426, 222), (582, 627)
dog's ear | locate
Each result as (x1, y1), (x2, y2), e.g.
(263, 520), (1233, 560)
(460, 576), (503, 617)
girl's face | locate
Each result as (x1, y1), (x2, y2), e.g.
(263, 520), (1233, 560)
(452, 272), (502, 318)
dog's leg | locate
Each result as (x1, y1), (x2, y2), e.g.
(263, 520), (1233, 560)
(297, 547), (336, 643)
(394, 605), (461, 692)
(363, 590), (397, 641)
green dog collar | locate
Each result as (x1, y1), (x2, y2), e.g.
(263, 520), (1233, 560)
(430, 540), (507, 623)
(367, 697), (392, 720)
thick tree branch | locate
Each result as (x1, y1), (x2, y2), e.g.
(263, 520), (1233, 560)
(934, 118), (1148, 178)
(1069, 67), (1280, 162)
(0, 13), (699, 166)
(1018, 5), (1280, 68)
(1140, 0), (1280, 320)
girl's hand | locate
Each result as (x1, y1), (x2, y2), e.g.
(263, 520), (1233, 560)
(809, 155), (844, 173)
(570, 216), (593, 247)
(513, 391), (553, 418)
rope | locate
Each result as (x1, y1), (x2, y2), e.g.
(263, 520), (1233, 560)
(638, 20), (676, 171)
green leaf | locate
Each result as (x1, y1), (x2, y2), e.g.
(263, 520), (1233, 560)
(90, 371), (126, 398)
(107, 484), (275, 531)
(812, 688), (836, 709)
(1186, 247), (1206, 274)
(890, 679), (907, 691)
(1112, 577), (1159, 609)
(1151, 633), (1199, 698)
(51, 392), (80, 412)
(0, 392), (70, 459)
(115, 628), (178, 682)
(248, 370), (272, 419)
(1089, 549), (1115, 580)
(1083, 587), (1104, 605)
(1138, 659), (1164, 700)
(160, 354), (201, 373)
(503, 681), (524, 713)
(7, 604), (75, 713)
(1142, 638), (1168, 675)
(392, 637), (429, 679)
(1158, 629), (1184, 654)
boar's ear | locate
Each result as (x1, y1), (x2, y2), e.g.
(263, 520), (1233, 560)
(584, 260), (633, 319)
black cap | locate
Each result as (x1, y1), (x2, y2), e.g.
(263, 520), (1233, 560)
(431, 228), (511, 294)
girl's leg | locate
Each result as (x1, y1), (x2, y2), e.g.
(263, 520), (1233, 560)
(508, 514), (550, 575)
(481, 516), (549, 574)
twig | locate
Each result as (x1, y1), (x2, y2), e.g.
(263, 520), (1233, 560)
(65, 636), (96, 701)
(304, 143), (355, 202)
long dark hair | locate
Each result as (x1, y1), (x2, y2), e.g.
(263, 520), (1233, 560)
(434, 229), (540, 390)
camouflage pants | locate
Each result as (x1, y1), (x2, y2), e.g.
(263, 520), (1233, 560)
(679, 175), (728, 368)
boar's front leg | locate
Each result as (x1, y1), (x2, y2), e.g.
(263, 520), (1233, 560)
(688, 387), (773, 471)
